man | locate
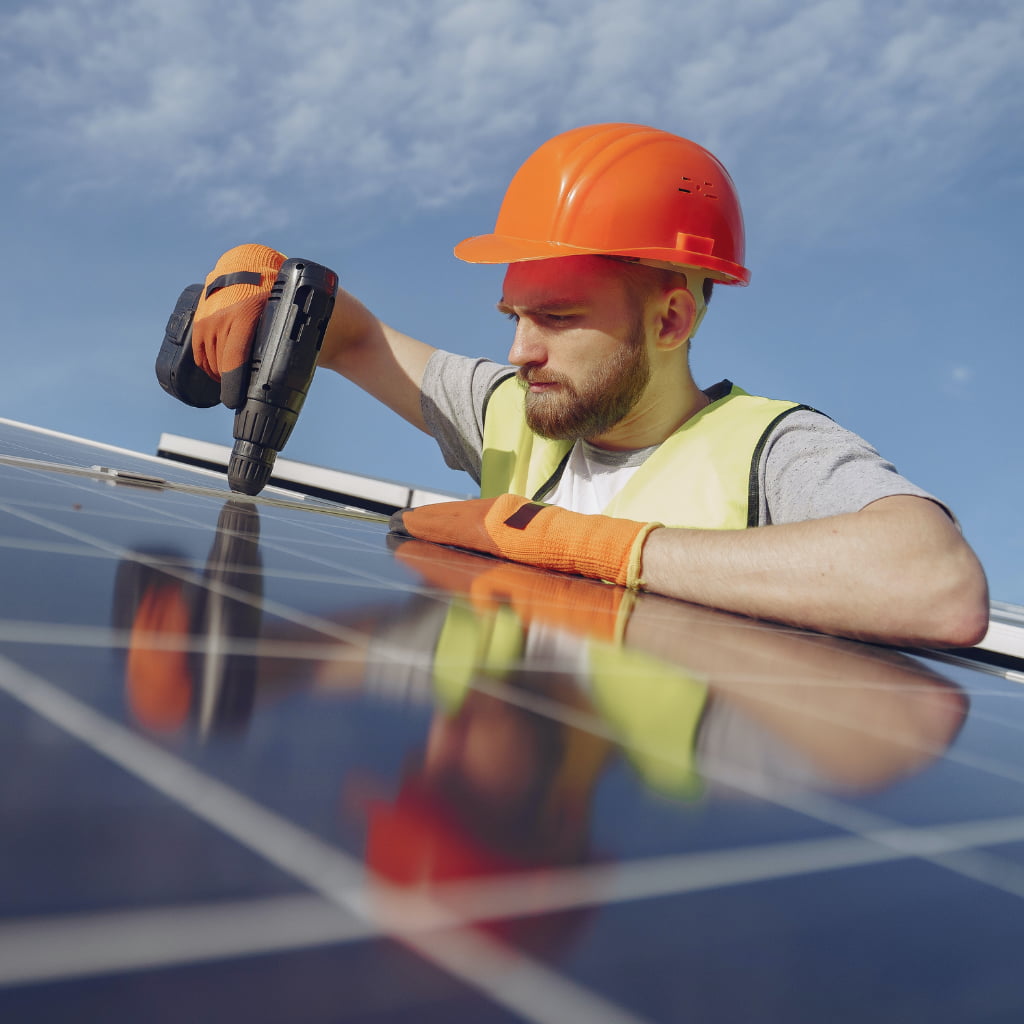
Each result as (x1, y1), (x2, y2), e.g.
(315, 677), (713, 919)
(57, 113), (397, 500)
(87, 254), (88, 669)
(191, 123), (988, 648)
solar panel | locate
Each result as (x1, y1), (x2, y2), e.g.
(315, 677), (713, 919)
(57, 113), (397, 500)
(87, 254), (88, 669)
(1, 416), (1022, 1022)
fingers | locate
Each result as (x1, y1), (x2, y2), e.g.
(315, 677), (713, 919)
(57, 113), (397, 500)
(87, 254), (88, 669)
(192, 244), (286, 408)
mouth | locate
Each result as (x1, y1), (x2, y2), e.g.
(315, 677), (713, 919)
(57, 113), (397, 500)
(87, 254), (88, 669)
(518, 370), (562, 393)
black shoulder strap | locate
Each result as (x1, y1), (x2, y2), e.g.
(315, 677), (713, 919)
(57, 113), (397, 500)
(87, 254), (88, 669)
(746, 404), (825, 527)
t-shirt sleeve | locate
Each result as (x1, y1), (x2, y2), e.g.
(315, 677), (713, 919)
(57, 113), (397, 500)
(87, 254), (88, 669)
(420, 349), (515, 484)
(757, 409), (951, 525)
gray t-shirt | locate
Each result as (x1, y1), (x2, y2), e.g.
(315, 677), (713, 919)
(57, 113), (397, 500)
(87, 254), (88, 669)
(420, 350), (942, 526)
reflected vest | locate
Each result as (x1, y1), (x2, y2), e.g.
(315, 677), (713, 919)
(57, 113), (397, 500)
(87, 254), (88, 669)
(432, 598), (710, 800)
(480, 378), (806, 529)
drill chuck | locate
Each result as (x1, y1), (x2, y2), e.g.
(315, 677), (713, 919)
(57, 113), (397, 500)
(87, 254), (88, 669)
(228, 400), (296, 495)
(227, 440), (277, 496)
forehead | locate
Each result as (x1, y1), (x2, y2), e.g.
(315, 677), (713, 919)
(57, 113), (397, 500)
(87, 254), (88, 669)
(500, 255), (629, 306)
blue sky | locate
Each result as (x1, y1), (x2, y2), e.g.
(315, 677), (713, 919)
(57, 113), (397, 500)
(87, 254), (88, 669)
(2, 0), (1022, 603)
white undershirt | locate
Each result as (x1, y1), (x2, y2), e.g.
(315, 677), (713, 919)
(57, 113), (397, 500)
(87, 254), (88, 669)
(541, 439), (657, 514)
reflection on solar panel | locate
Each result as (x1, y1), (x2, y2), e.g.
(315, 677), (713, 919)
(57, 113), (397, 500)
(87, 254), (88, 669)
(1, 416), (1023, 1022)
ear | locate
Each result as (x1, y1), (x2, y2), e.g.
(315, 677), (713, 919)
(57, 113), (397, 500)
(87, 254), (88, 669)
(654, 286), (697, 352)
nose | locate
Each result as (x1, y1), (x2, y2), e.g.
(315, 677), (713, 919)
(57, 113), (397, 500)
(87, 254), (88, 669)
(507, 318), (547, 368)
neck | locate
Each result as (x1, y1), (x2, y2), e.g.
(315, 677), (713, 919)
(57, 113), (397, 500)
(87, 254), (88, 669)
(588, 373), (709, 451)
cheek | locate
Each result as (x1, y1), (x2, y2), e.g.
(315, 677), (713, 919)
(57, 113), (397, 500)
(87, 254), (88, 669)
(559, 329), (623, 373)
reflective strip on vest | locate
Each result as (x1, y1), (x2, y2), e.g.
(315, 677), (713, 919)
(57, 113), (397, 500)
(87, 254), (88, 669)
(481, 378), (801, 529)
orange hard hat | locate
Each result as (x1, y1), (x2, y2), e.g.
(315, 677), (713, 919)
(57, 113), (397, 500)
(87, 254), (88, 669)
(455, 123), (750, 285)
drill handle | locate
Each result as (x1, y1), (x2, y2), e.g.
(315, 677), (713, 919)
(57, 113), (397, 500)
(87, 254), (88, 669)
(155, 256), (338, 496)
(228, 259), (338, 494)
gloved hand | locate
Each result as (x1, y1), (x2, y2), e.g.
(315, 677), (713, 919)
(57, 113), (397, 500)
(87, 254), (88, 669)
(192, 244), (286, 408)
(390, 493), (661, 589)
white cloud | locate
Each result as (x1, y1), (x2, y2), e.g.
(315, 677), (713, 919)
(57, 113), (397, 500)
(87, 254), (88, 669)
(1, 0), (1021, 234)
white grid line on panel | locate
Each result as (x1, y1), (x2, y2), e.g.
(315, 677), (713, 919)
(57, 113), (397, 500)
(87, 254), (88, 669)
(5, 652), (1024, 1004)
(0, 655), (651, 1024)
(0, 895), (373, 987)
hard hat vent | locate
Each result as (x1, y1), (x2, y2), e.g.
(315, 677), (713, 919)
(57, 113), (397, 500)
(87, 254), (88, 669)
(678, 177), (718, 200)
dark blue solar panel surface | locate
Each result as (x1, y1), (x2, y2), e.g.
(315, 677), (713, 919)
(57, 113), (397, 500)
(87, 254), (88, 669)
(1, 419), (1023, 1023)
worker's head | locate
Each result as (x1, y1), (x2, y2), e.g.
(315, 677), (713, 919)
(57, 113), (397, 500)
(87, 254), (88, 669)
(457, 124), (747, 441)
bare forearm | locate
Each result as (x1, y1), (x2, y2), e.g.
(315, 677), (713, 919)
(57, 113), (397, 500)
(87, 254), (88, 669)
(317, 287), (435, 432)
(639, 495), (989, 647)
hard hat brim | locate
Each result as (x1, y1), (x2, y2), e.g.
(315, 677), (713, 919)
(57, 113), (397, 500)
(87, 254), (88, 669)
(454, 233), (750, 285)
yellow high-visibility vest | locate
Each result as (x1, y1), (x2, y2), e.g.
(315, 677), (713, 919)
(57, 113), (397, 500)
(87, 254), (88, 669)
(480, 378), (805, 528)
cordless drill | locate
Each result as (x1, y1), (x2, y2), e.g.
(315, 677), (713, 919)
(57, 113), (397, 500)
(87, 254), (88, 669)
(156, 258), (338, 495)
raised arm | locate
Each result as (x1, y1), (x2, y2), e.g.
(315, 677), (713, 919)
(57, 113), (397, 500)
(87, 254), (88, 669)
(317, 286), (436, 434)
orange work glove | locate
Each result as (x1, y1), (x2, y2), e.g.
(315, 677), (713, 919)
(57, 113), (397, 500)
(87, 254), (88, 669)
(192, 244), (286, 408)
(390, 494), (661, 589)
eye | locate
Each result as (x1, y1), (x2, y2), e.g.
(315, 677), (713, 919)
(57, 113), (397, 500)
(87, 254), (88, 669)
(504, 312), (520, 323)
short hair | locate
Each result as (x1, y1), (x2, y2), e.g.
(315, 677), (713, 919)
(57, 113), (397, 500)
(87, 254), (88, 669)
(605, 258), (714, 324)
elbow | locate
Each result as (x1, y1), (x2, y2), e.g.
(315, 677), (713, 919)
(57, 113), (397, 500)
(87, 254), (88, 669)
(856, 498), (989, 649)
(929, 593), (990, 649)
(915, 551), (990, 649)
(877, 500), (991, 649)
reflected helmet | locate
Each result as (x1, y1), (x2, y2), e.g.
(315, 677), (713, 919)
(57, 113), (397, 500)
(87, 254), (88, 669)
(366, 781), (521, 885)
(455, 123), (750, 285)
(363, 777), (594, 956)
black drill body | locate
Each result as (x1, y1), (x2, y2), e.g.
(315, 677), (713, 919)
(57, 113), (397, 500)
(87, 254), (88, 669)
(157, 258), (337, 495)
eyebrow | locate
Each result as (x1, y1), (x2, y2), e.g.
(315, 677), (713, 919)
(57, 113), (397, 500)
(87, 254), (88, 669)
(496, 298), (585, 315)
